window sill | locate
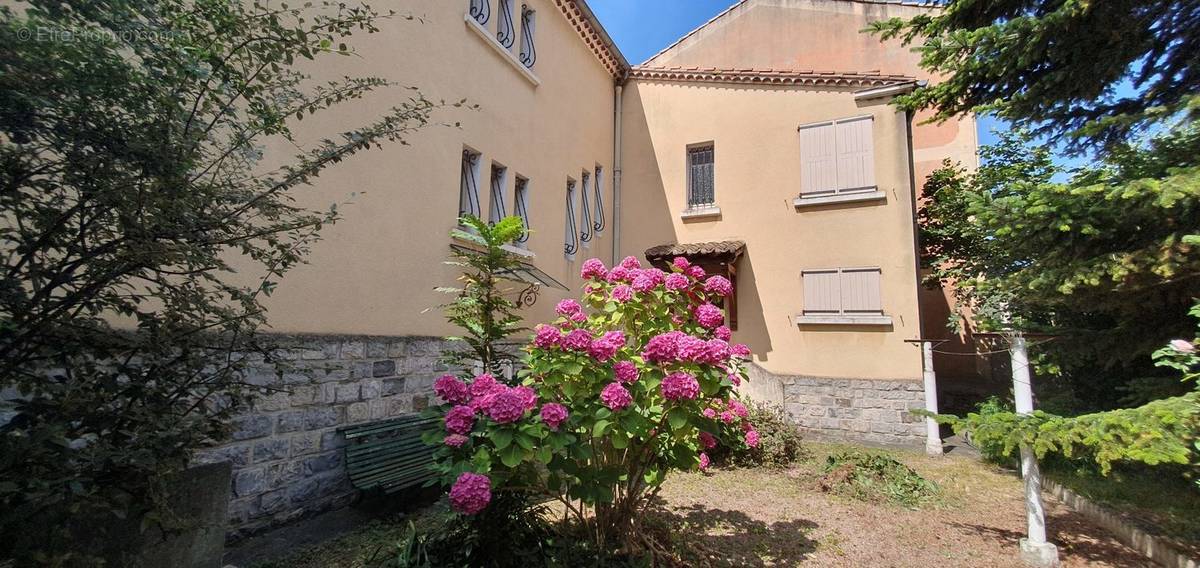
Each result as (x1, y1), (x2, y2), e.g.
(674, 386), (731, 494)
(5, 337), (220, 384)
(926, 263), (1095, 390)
(793, 190), (885, 209)
(793, 314), (893, 326)
(680, 206), (721, 220)
(464, 13), (540, 87)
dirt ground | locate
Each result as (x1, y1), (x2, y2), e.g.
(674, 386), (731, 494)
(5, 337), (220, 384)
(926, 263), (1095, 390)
(654, 444), (1154, 567)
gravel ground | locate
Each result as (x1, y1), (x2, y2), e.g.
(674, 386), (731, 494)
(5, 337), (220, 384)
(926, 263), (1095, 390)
(655, 444), (1153, 567)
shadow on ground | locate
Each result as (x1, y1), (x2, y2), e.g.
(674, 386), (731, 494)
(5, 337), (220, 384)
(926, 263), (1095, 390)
(949, 510), (1151, 568)
(646, 501), (819, 567)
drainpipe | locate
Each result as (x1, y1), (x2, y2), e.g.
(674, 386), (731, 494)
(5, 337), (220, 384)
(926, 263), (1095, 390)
(611, 83), (623, 266)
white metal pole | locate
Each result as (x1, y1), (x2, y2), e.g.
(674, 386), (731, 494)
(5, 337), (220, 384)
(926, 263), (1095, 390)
(921, 341), (943, 456)
(1010, 334), (1059, 566)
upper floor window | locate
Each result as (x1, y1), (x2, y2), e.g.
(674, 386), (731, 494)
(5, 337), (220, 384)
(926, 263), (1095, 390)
(469, 0), (490, 26)
(592, 165), (605, 235)
(798, 116), (875, 197)
(687, 144), (715, 208)
(488, 163), (508, 224)
(459, 148), (482, 220)
(579, 171), (593, 247)
(519, 5), (537, 69)
(514, 176), (531, 245)
(496, 0), (516, 48)
(797, 267), (891, 325)
(564, 179), (579, 257)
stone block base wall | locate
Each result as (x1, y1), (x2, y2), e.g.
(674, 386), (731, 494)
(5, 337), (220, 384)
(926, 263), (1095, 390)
(745, 364), (927, 446)
(191, 334), (450, 540)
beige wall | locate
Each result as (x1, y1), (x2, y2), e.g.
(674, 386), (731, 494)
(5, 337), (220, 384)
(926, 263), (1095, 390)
(619, 80), (923, 379)
(246, 0), (617, 337)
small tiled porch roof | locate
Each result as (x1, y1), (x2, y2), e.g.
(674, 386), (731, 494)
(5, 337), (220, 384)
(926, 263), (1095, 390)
(644, 240), (746, 261)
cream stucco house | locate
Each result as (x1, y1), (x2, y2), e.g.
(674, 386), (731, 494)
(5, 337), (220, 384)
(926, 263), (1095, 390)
(207, 0), (981, 536)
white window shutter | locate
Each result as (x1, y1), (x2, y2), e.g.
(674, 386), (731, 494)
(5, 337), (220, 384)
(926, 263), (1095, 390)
(799, 123), (837, 195)
(840, 268), (882, 313)
(834, 117), (874, 192)
(802, 270), (841, 313)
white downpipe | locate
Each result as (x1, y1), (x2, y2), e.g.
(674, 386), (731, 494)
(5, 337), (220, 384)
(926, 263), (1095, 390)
(1010, 334), (1059, 566)
(921, 341), (943, 456)
(611, 84), (623, 267)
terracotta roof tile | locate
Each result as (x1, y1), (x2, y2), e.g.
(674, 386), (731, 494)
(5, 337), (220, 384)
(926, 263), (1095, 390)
(645, 240), (747, 260)
(628, 66), (917, 88)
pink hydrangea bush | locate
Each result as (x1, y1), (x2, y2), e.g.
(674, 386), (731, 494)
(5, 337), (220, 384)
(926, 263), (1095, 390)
(425, 255), (756, 543)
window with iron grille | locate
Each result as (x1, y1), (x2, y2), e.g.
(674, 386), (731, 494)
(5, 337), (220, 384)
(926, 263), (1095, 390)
(519, 5), (536, 69)
(687, 144), (715, 208)
(459, 148), (482, 221)
(801, 268), (883, 315)
(496, 0), (516, 48)
(488, 163), (508, 224)
(564, 179), (578, 257)
(469, 0), (490, 26)
(592, 165), (605, 235)
(579, 171), (592, 246)
(514, 176), (531, 245)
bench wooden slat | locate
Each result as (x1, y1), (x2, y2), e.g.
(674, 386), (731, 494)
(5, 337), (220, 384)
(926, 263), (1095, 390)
(340, 413), (439, 494)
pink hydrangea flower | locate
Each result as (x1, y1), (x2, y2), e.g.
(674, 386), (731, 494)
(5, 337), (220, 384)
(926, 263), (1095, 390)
(728, 398), (748, 418)
(704, 275), (733, 297)
(600, 382), (633, 410)
(607, 265), (631, 282)
(661, 371), (700, 401)
(470, 373), (500, 398)
(703, 339), (731, 364)
(620, 256), (642, 270)
(665, 273), (690, 291)
(540, 403), (569, 430)
(533, 324), (561, 348)
(714, 325), (732, 341)
(613, 360), (639, 383)
(581, 258), (607, 280)
(449, 472), (492, 515)
(570, 311), (587, 323)
(1170, 339), (1196, 353)
(514, 385), (539, 411)
(731, 343), (751, 358)
(699, 452), (710, 471)
(487, 387), (529, 423)
(719, 410), (736, 424)
(686, 265), (706, 279)
(699, 431), (718, 450)
(745, 429), (760, 448)
(556, 299), (582, 316)
(611, 284), (633, 303)
(589, 330), (626, 362)
(444, 434), (468, 448)
(445, 405), (476, 435)
(694, 303), (724, 329)
(631, 271), (658, 292)
(642, 331), (683, 363)
(434, 374), (471, 404)
(643, 268), (667, 286)
(561, 328), (593, 352)
(676, 334), (707, 362)
(729, 373), (742, 386)
(672, 257), (690, 271)
(702, 407), (717, 419)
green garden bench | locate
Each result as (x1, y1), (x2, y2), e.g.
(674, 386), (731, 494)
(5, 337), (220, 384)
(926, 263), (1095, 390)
(340, 414), (439, 494)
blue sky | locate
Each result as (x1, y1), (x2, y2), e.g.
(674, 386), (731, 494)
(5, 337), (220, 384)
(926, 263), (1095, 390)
(587, 0), (1073, 170)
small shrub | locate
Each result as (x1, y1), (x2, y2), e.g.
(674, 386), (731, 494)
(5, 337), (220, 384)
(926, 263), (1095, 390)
(711, 402), (809, 468)
(819, 450), (938, 508)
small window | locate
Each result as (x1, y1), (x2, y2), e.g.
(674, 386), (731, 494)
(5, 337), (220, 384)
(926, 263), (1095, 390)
(687, 144), (715, 208)
(564, 179), (579, 257)
(579, 171), (593, 247)
(459, 148), (482, 221)
(519, 5), (536, 69)
(802, 268), (883, 315)
(799, 116), (875, 196)
(592, 165), (605, 235)
(496, 0), (516, 48)
(488, 163), (507, 224)
(514, 176), (531, 245)
(469, 0), (490, 26)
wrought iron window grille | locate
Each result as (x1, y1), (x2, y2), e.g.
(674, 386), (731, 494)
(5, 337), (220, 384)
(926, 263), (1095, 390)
(564, 180), (579, 256)
(460, 149), (482, 220)
(496, 0), (516, 48)
(593, 166), (605, 232)
(470, 0), (490, 26)
(489, 164), (507, 224)
(514, 177), (531, 243)
(687, 145), (715, 208)
(579, 172), (593, 243)
(519, 5), (537, 68)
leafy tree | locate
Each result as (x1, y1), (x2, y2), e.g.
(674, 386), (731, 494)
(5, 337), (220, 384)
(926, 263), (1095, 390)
(0, 1), (445, 562)
(870, 0), (1200, 150)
